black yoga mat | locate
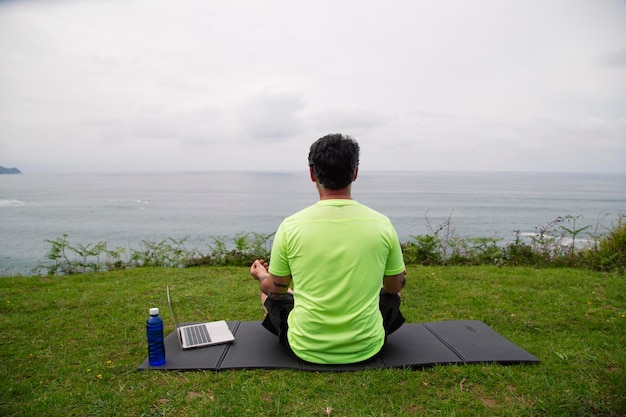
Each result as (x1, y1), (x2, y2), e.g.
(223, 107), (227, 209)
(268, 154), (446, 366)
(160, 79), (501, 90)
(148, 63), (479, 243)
(138, 320), (539, 371)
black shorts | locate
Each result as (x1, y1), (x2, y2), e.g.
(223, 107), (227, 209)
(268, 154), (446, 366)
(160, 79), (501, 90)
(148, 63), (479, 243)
(261, 289), (405, 358)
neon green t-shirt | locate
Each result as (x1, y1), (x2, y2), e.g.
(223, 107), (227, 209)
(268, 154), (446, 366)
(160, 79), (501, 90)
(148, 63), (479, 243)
(268, 199), (405, 364)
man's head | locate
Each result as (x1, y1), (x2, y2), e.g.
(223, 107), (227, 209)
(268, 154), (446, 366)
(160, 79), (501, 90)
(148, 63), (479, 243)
(308, 133), (360, 190)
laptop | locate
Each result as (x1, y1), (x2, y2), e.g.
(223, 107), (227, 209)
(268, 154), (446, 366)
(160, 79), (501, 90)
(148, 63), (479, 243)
(166, 286), (235, 349)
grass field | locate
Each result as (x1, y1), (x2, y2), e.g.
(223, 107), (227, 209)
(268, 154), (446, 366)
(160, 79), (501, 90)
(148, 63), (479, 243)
(1, 266), (624, 416)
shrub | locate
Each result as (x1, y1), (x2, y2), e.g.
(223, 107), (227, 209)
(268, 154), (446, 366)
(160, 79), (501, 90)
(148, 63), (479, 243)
(34, 232), (276, 275)
(33, 216), (624, 276)
(403, 235), (441, 265)
(588, 214), (626, 272)
(503, 232), (540, 266)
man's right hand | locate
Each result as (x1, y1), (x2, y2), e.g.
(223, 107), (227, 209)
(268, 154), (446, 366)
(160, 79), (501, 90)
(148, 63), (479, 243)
(250, 259), (269, 281)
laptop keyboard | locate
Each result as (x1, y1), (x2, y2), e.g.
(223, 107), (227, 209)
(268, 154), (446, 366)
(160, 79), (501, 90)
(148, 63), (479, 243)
(184, 325), (211, 345)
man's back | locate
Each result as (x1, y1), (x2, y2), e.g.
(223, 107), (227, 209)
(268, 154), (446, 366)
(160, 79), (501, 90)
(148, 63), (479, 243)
(268, 199), (405, 364)
(250, 133), (406, 365)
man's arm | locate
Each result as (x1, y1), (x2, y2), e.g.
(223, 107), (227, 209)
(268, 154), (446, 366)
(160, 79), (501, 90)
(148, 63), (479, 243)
(250, 259), (292, 299)
(382, 269), (406, 294)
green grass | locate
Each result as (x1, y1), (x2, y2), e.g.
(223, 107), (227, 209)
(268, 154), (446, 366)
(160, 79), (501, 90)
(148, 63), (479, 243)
(1, 266), (624, 416)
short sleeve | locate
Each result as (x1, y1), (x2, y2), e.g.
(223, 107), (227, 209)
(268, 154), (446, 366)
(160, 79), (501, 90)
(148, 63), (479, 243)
(384, 227), (405, 276)
(268, 221), (292, 277)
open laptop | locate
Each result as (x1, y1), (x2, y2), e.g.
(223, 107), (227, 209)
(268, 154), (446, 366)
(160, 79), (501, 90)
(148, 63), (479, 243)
(166, 286), (235, 349)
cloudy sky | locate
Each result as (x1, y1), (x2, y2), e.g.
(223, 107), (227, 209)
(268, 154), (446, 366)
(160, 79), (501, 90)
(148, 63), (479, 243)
(1, 0), (625, 173)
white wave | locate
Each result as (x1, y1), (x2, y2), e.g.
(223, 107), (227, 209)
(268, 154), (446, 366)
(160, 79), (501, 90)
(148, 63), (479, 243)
(0, 199), (25, 207)
(106, 199), (150, 208)
(519, 232), (595, 247)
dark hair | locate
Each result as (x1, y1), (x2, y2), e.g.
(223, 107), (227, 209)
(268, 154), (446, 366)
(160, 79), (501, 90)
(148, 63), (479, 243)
(308, 133), (360, 190)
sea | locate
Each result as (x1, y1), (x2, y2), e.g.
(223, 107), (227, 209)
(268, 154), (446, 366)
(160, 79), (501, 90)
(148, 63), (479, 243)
(1, 171), (625, 276)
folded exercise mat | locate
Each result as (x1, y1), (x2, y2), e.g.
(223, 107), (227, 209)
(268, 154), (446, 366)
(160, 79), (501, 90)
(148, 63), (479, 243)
(138, 320), (539, 371)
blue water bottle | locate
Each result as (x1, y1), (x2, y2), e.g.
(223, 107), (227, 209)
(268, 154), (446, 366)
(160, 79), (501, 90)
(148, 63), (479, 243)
(147, 308), (165, 366)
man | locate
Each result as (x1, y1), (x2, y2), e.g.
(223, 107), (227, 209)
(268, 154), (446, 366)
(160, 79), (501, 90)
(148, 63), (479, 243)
(250, 133), (406, 364)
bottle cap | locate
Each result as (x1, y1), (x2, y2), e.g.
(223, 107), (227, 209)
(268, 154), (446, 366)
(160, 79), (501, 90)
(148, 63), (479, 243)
(149, 308), (159, 315)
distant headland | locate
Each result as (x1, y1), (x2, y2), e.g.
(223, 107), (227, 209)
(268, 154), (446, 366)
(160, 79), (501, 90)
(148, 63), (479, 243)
(0, 166), (22, 174)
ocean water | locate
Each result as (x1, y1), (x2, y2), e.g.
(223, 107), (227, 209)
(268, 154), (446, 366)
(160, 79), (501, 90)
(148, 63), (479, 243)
(1, 171), (624, 275)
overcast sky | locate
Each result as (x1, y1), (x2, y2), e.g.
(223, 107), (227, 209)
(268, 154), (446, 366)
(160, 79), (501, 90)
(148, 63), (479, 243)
(0, 0), (625, 173)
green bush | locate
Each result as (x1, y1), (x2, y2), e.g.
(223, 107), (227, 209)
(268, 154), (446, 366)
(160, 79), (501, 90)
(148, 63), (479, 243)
(587, 215), (626, 272)
(35, 232), (274, 275)
(33, 216), (625, 276)
(402, 234), (441, 265)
